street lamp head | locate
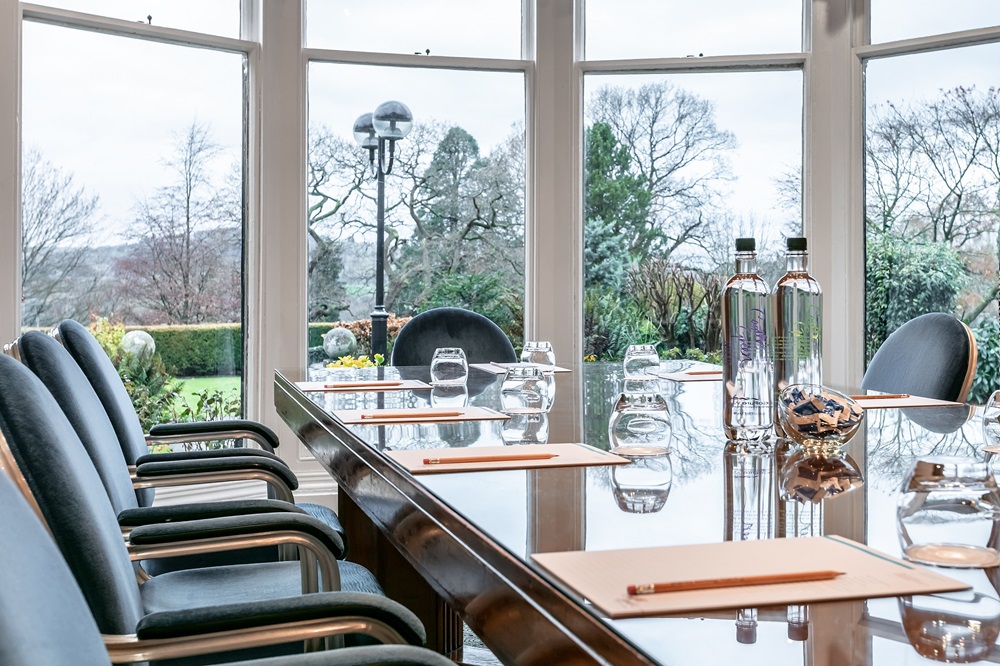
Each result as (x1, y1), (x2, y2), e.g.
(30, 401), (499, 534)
(373, 101), (413, 142)
(352, 113), (378, 150)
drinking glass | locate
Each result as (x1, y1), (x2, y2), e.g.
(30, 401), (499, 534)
(611, 453), (673, 514)
(500, 366), (551, 414)
(521, 341), (555, 368)
(607, 391), (671, 456)
(501, 412), (549, 445)
(900, 591), (1000, 662)
(430, 385), (468, 408)
(897, 456), (1000, 568)
(429, 347), (468, 386)
(623, 344), (660, 379)
(982, 390), (1000, 450)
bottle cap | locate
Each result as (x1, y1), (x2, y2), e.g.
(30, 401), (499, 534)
(736, 623), (757, 644)
(788, 622), (809, 641)
(786, 237), (807, 252)
(735, 238), (755, 252)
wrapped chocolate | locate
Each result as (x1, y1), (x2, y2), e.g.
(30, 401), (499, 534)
(778, 384), (864, 446)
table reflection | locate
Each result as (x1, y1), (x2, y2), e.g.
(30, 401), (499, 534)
(286, 362), (998, 665)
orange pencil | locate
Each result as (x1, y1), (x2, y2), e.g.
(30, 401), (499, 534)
(851, 393), (910, 400)
(626, 570), (844, 595)
(423, 453), (557, 465)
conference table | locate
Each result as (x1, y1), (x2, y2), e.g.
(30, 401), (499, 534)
(274, 361), (995, 666)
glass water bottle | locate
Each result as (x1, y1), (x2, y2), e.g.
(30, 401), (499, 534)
(722, 238), (773, 441)
(773, 236), (823, 400)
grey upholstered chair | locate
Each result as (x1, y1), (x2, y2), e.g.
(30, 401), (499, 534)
(0, 352), (426, 662)
(390, 307), (517, 366)
(50, 318), (346, 546)
(0, 467), (453, 666)
(862, 312), (978, 403)
(16, 329), (344, 574)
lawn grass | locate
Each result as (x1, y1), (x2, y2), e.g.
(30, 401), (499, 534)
(173, 375), (241, 403)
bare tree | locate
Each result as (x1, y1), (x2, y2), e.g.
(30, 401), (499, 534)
(20, 148), (101, 326)
(866, 87), (1000, 322)
(589, 81), (737, 258)
(116, 122), (240, 325)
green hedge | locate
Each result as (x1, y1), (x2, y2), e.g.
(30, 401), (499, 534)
(128, 324), (242, 377)
(308, 322), (337, 348)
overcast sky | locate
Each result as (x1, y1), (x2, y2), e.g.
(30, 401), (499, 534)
(19, 1), (1000, 249)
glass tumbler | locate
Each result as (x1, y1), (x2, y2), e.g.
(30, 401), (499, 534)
(897, 456), (1000, 568)
(900, 591), (1000, 663)
(500, 366), (551, 414)
(611, 454), (673, 514)
(430, 385), (468, 408)
(521, 341), (556, 367)
(607, 391), (672, 456)
(982, 390), (1000, 450)
(429, 347), (468, 386)
(623, 344), (660, 379)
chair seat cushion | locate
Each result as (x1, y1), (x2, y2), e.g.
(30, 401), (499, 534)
(140, 561), (383, 615)
(298, 503), (347, 549)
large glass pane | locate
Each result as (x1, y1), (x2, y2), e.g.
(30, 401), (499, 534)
(22, 22), (246, 434)
(585, 0), (802, 60)
(871, 0), (1000, 44)
(307, 64), (526, 363)
(582, 71), (802, 361)
(864, 44), (1000, 403)
(306, 0), (522, 59)
(32, 1), (240, 37)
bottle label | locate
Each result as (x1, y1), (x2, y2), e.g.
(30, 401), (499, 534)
(737, 308), (768, 368)
(731, 396), (769, 419)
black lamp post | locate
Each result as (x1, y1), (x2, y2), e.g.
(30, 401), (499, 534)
(352, 100), (413, 361)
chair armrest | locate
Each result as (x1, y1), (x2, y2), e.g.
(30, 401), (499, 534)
(118, 500), (306, 528)
(129, 512), (346, 562)
(148, 419), (279, 452)
(103, 594), (427, 663)
(136, 447), (287, 466)
(134, 456), (299, 502)
(135, 592), (424, 645)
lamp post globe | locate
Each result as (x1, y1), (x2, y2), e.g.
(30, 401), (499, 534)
(354, 100), (412, 361)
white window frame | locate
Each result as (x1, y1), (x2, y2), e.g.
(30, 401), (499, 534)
(3, 0), (1000, 502)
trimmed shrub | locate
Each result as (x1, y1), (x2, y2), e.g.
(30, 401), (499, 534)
(140, 324), (242, 377)
(971, 316), (999, 405)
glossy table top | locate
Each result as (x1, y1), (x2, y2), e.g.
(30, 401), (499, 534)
(276, 362), (997, 666)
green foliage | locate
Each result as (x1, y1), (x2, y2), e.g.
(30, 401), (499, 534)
(90, 318), (242, 441)
(417, 272), (524, 348)
(144, 324), (242, 376)
(583, 287), (658, 361)
(584, 216), (631, 293)
(865, 232), (966, 361)
(584, 122), (654, 293)
(308, 322), (337, 348)
(970, 317), (999, 405)
(662, 346), (723, 365)
(90, 317), (183, 430)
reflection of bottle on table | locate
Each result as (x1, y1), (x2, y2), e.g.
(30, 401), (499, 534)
(724, 441), (776, 645)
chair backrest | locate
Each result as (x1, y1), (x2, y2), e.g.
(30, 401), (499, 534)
(55, 318), (155, 505)
(19, 331), (141, 515)
(390, 307), (516, 367)
(0, 470), (111, 665)
(0, 353), (144, 635)
(862, 312), (978, 402)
